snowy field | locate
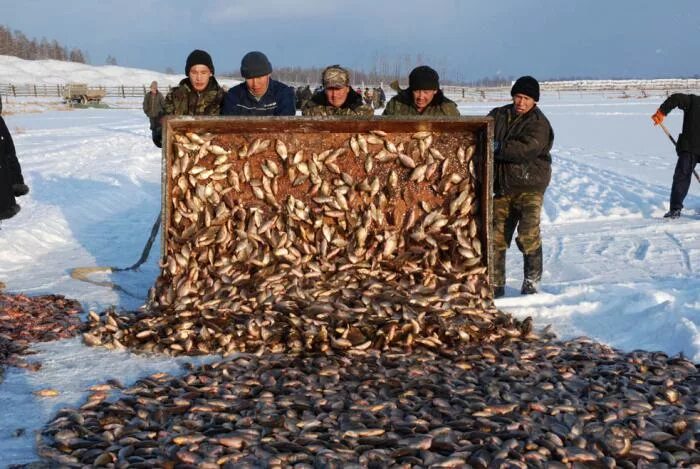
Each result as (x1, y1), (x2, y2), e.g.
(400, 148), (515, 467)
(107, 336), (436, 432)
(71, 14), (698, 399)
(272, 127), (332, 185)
(1, 67), (700, 464)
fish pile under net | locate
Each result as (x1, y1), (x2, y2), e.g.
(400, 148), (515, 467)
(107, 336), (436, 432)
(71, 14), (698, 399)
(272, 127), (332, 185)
(38, 332), (699, 467)
(0, 292), (84, 371)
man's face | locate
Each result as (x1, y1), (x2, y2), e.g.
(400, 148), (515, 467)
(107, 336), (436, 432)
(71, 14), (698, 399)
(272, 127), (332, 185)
(188, 65), (212, 92)
(150, 85), (158, 94)
(325, 86), (349, 108)
(412, 89), (437, 113)
(513, 93), (536, 115)
(246, 74), (271, 98)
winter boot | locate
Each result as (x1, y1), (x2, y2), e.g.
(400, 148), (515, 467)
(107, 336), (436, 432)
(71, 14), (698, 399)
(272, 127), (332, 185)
(664, 209), (681, 219)
(521, 246), (542, 295)
(491, 249), (506, 298)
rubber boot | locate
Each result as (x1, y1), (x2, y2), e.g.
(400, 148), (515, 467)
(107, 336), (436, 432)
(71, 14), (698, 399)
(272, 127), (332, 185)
(491, 249), (506, 298)
(521, 246), (542, 295)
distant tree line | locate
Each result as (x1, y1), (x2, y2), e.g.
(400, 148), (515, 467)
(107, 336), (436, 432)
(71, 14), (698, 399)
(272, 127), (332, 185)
(0, 25), (87, 63)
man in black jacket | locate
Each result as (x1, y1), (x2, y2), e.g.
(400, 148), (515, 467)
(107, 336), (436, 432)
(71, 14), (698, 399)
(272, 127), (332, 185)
(488, 76), (554, 297)
(0, 111), (28, 220)
(652, 94), (700, 219)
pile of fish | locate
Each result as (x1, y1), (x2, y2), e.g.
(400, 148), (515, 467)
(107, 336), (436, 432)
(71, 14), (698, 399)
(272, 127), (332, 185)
(39, 333), (700, 467)
(30, 125), (700, 467)
(84, 127), (510, 355)
(0, 292), (84, 371)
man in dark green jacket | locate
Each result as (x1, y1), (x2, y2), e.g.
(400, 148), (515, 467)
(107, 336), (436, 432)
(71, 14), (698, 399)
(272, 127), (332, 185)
(383, 66), (459, 117)
(488, 76), (554, 297)
(302, 65), (373, 117)
(157, 49), (225, 147)
(651, 93), (700, 219)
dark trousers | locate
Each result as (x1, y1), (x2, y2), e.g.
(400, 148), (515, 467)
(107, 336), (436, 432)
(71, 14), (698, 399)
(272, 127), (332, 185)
(149, 117), (162, 148)
(670, 151), (699, 210)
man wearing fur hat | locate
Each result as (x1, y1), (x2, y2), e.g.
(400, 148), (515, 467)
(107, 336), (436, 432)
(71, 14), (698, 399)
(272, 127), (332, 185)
(382, 65), (459, 116)
(158, 49), (225, 147)
(302, 65), (373, 117)
(488, 76), (554, 298)
(221, 51), (295, 116)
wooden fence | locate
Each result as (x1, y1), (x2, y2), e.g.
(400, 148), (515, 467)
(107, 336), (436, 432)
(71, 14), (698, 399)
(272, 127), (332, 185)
(2, 79), (699, 102)
(0, 83), (156, 98)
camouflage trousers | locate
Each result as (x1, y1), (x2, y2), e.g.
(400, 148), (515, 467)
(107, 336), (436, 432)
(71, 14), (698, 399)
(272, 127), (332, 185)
(492, 192), (544, 254)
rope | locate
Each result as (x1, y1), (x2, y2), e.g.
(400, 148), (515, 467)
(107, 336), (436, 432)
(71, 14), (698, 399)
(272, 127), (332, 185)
(69, 212), (161, 298)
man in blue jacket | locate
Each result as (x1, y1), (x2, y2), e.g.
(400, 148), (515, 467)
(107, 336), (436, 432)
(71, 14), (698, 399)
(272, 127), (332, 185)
(221, 51), (295, 116)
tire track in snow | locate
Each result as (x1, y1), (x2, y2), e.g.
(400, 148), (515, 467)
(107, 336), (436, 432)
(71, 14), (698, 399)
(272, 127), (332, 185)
(664, 231), (692, 273)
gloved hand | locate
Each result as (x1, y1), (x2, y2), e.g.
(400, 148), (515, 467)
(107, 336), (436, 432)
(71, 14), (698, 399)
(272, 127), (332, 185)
(493, 140), (501, 154)
(651, 109), (665, 126)
(13, 183), (29, 197)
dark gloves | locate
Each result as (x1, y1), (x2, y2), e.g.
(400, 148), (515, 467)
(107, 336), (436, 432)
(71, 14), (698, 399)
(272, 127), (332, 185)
(493, 140), (501, 154)
(13, 183), (29, 197)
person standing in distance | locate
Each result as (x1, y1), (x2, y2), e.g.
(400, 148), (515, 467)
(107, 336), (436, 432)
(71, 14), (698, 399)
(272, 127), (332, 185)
(489, 76), (554, 298)
(143, 80), (165, 147)
(651, 93), (700, 219)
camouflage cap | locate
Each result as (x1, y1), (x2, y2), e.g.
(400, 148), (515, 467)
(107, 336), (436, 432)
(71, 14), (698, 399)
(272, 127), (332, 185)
(322, 65), (350, 89)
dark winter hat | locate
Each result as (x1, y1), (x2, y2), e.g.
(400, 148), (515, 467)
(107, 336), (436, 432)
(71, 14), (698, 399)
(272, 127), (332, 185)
(185, 49), (214, 75)
(511, 75), (540, 102)
(408, 66), (440, 91)
(240, 51), (272, 79)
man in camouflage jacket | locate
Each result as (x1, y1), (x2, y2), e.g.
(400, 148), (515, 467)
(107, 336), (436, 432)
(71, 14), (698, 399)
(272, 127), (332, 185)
(488, 76), (553, 298)
(383, 66), (459, 117)
(302, 65), (373, 117)
(157, 49), (224, 147)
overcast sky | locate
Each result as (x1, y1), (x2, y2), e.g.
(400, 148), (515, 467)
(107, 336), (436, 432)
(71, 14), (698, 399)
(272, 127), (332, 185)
(3, 0), (699, 82)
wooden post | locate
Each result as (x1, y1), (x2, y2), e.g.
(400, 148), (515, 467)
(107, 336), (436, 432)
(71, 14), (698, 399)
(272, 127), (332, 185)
(11, 84), (16, 97)
(121, 85), (125, 98)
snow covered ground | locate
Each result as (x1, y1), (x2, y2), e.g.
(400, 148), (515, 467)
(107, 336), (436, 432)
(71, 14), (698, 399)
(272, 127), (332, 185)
(0, 59), (699, 465)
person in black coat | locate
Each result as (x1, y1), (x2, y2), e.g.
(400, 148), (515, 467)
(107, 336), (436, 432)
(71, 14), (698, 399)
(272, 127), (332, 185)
(221, 51), (295, 116)
(652, 94), (700, 219)
(0, 111), (28, 221)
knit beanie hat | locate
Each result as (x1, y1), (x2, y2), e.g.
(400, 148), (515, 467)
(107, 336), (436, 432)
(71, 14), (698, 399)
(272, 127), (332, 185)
(510, 76), (540, 102)
(408, 66), (440, 91)
(240, 51), (272, 79)
(185, 49), (214, 75)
